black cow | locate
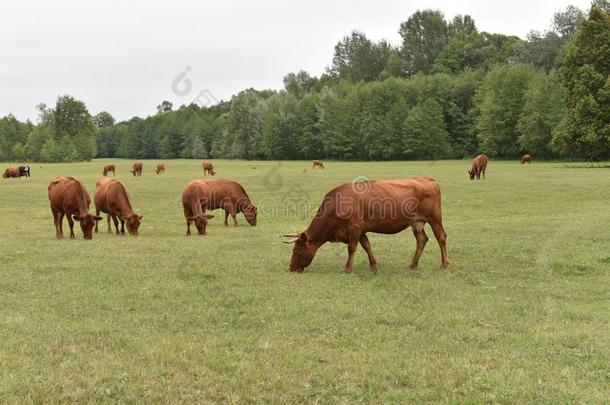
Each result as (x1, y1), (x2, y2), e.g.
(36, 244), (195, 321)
(18, 166), (31, 177)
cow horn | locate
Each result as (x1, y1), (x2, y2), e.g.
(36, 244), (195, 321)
(282, 233), (298, 237)
(281, 237), (298, 244)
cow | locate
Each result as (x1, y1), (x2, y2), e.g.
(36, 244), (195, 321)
(183, 179), (257, 228)
(281, 177), (448, 273)
(94, 178), (143, 236)
(521, 154), (531, 164)
(181, 181), (215, 236)
(130, 162), (143, 176)
(468, 154), (488, 180)
(102, 164), (116, 176)
(203, 161), (216, 176)
(18, 165), (31, 177)
(2, 167), (20, 178)
(312, 160), (325, 169)
(102, 164), (115, 176)
(155, 163), (166, 174)
(47, 177), (102, 239)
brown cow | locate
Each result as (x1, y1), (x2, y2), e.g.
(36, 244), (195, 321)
(94, 178), (143, 236)
(184, 179), (257, 227)
(203, 161), (216, 176)
(282, 177), (448, 273)
(312, 160), (325, 169)
(130, 162), (143, 176)
(468, 154), (488, 180)
(155, 163), (166, 174)
(102, 164), (116, 176)
(2, 167), (20, 178)
(181, 182), (215, 235)
(521, 154), (531, 164)
(48, 177), (102, 239)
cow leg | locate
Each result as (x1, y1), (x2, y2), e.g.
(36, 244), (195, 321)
(223, 210), (229, 226)
(482, 168), (486, 179)
(58, 212), (65, 238)
(359, 234), (377, 272)
(67, 215), (75, 239)
(120, 219), (125, 234)
(231, 211), (238, 227)
(344, 233), (360, 273)
(52, 208), (63, 239)
(107, 214), (112, 233)
(430, 220), (449, 269)
(95, 209), (100, 233)
(111, 214), (120, 234)
(409, 221), (428, 269)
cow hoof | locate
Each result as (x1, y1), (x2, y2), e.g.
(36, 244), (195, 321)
(370, 265), (377, 273)
(343, 267), (353, 274)
(409, 264), (418, 269)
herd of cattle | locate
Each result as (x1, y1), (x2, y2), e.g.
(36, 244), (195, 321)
(3, 154), (532, 272)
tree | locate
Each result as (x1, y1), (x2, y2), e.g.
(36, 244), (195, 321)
(283, 70), (317, 98)
(403, 99), (452, 159)
(93, 111), (116, 128)
(40, 136), (61, 162)
(517, 71), (566, 158)
(553, 5), (586, 38)
(53, 95), (97, 160)
(474, 64), (535, 156)
(156, 100), (173, 113)
(553, 6), (610, 158)
(398, 10), (449, 76)
(327, 31), (392, 82)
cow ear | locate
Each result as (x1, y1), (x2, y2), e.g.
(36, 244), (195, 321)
(95, 216), (103, 221)
(299, 232), (308, 243)
(73, 215), (82, 221)
(138, 215), (143, 220)
(204, 214), (214, 219)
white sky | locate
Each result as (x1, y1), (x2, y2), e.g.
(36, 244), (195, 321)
(0, 0), (592, 122)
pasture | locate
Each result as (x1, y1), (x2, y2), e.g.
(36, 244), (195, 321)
(1, 159), (609, 402)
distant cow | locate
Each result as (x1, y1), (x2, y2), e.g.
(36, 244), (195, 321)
(18, 165), (31, 177)
(282, 177), (448, 273)
(131, 162), (143, 176)
(48, 176), (102, 239)
(183, 179), (257, 228)
(521, 154), (531, 164)
(469, 154), (488, 180)
(203, 161), (216, 176)
(2, 167), (20, 178)
(155, 163), (166, 174)
(312, 160), (325, 169)
(102, 164), (115, 176)
(94, 178), (143, 236)
(181, 182), (215, 235)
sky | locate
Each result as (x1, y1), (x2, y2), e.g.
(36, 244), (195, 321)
(0, 0), (592, 122)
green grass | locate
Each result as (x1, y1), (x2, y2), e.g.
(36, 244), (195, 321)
(1, 159), (609, 402)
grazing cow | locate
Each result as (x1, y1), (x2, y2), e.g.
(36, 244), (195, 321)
(155, 163), (166, 174)
(184, 179), (257, 228)
(94, 178), (143, 236)
(312, 160), (325, 169)
(130, 162), (143, 176)
(203, 161), (216, 176)
(18, 165), (31, 177)
(282, 177), (448, 273)
(181, 182), (215, 235)
(47, 177), (102, 239)
(2, 167), (20, 178)
(468, 154), (488, 180)
(521, 154), (531, 164)
(102, 164), (116, 176)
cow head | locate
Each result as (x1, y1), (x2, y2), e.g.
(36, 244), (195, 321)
(124, 214), (143, 236)
(188, 213), (214, 235)
(468, 170), (475, 180)
(242, 204), (257, 226)
(210, 170), (216, 176)
(282, 232), (318, 272)
(73, 214), (103, 239)
(2, 170), (7, 178)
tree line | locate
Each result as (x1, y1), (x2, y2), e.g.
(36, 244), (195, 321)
(1, 2), (608, 162)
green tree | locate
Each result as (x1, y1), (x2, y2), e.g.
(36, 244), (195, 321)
(403, 99), (452, 159)
(517, 71), (566, 158)
(40, 136), (61, 162)
(553, 6), (610, 158)
(53, 95), (97, 160)
(398, 10), (449, 76)
(328, 31), (392, 82)
(474, 64), (535, 156)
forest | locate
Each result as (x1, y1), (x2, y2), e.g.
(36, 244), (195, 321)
(1, 2), (608, 162)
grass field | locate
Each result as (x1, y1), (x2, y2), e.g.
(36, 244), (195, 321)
(1, 159), (609, 402)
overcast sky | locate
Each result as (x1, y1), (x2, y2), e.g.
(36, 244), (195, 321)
(0, 0), (592, 122)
